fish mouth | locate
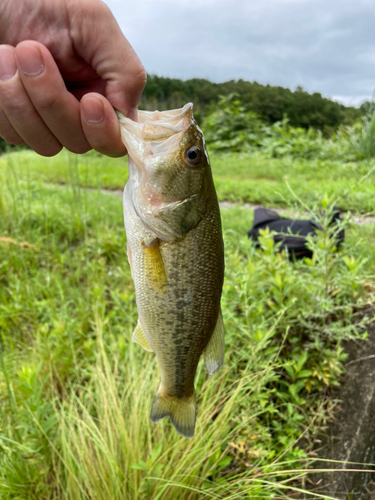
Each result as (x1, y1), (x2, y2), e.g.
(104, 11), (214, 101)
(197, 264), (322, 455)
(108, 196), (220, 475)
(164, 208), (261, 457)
(117, 103), (194, 164)
(137, 104), (193, 126)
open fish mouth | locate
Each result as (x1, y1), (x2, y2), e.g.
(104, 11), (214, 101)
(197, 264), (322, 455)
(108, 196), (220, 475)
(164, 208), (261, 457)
(135, 103), (193, 127)
(117, 103), (194, 165)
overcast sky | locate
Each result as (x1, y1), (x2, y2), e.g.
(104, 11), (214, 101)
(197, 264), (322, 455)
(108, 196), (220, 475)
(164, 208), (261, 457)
(104, 0), (375, 107)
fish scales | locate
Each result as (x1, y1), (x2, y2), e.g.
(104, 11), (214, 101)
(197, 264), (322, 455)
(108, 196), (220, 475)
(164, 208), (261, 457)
(119, 103), (225, 438)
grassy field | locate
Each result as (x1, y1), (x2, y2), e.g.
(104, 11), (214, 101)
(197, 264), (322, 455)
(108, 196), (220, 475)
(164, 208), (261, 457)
(0, 149), (374, 499)
(3, 148), (375, 213)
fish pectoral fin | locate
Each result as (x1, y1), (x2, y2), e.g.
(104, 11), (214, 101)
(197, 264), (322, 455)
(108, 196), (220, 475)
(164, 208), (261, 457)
(150, 387), (196, 439)
(142, 240), (168, 293)
(204, 308), (225, 375)
(132, 320), (153, 352)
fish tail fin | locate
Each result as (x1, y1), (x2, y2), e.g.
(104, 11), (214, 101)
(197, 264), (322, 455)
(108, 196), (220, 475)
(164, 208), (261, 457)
(150, 387), (196, 439)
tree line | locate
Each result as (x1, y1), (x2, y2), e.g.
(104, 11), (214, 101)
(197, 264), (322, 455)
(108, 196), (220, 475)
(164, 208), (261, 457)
(0, 75), (369, 152)
(141, 75), (362, 135)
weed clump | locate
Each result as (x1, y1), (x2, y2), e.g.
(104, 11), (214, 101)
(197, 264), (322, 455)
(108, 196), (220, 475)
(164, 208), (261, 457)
(202, 94), (375, 163)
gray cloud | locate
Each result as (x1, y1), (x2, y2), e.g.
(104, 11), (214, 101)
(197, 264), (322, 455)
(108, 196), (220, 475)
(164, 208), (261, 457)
(105, 0), (375, 106)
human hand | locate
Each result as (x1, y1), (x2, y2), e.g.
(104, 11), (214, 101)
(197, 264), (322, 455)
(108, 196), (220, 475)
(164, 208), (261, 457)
(0, 0), (146, 157)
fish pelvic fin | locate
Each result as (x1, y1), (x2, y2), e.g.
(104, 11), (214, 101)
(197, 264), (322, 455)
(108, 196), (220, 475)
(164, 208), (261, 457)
(150, 388), (196, 439)
(204, 308), (225, 375)
(132, 320), (153, 352)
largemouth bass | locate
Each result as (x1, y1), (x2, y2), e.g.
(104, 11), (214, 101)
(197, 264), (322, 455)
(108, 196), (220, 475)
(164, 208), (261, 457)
(118, 104), (224, 438)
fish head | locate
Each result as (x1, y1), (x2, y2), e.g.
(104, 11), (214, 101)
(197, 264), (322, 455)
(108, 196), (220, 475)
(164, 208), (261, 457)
(119, 104), (214, 240)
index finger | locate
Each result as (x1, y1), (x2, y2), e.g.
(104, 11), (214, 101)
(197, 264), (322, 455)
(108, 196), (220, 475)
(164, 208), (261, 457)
(81, 93), (127, 157)
(70, 0), (147, 116)
(15, 41), (91, 154)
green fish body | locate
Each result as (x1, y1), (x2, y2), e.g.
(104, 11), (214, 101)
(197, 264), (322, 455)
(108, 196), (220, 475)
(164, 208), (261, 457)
(118, 104), (224, 438)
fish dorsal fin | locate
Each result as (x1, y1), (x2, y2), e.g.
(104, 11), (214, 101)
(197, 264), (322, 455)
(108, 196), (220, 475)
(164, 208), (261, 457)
(132, 320), (153, 352)
(204, 309), (225, 375)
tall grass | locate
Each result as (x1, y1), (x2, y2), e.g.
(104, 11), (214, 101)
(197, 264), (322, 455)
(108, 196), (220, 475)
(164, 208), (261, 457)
(5, 142), (375, 213)
(0, 154), (373, 499)
(350, 110), (375, 159)
(55, 321), (277, 499)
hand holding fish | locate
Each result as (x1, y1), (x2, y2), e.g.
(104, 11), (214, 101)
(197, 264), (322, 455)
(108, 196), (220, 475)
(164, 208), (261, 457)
(0, 0), (146, 157)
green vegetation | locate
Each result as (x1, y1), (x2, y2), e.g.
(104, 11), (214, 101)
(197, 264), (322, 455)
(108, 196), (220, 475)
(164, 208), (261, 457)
(142, 75), (361, 132)
(4, 93), (375, 215)
(0, 75), (367, 154)
(0, 141), (374, 498)
(349, 107), (375, 159)
(1, 94), (375, 498)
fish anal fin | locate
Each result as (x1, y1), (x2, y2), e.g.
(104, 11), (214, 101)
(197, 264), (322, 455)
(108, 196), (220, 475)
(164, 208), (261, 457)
(150, 387), (196, 439)
(204, 308), (225, 375)
(132, 320), (153, 352)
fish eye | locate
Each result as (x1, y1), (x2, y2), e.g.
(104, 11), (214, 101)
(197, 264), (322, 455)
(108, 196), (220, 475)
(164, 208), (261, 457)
(184, 146), (201, 167)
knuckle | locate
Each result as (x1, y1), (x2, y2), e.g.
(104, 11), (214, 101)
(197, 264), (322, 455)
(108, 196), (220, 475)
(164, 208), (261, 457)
(36, 92), (61, 111)
(3, 97), (25, 116)
(128, 63), (147, 93)
(134, 63), (147, 84)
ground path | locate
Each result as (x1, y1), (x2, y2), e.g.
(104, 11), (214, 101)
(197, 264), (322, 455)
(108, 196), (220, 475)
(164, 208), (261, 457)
(45, 182), (375, 226)
(96, 187), (375, 226)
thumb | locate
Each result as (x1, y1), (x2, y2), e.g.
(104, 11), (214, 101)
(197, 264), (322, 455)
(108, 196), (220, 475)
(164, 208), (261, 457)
(72, 0), (147, 117)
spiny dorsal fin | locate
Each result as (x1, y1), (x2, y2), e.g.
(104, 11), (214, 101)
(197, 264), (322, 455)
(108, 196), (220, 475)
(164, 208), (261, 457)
(132, 320), (153, 352)
(204, 308), (225, 375)
(150, 387), (196, 438)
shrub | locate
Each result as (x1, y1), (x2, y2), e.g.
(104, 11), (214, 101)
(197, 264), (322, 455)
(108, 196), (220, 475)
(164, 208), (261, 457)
(202, 95), (351, 160)
(348, 108), (375, 159)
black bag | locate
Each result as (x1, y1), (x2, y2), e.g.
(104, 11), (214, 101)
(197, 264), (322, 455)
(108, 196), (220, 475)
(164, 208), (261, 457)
(247, 207), (345, 259)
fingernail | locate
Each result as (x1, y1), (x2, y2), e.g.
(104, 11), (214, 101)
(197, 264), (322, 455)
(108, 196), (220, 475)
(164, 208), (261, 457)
(17, 44), (45, 77)
(0, 46), (17, 81)
(82, 97), (105, 123)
